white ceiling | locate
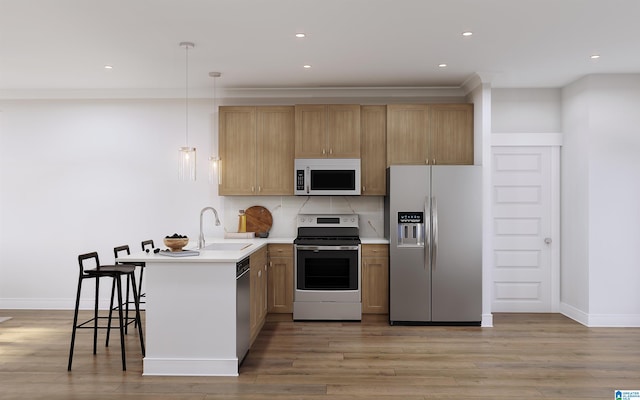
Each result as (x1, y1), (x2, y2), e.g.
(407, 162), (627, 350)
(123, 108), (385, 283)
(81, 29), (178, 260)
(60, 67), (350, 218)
(1, 0), (639, 96)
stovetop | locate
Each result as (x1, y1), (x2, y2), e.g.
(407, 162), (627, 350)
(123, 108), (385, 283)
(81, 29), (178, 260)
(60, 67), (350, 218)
(294, 214), (360, 245)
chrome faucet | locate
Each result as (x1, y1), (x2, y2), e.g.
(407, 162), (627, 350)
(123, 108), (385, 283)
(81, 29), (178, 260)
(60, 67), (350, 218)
(198, 207), (221, 249)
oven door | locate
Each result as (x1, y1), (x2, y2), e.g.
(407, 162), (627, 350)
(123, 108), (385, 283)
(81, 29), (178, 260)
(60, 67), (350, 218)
(295, 245), (361, 302)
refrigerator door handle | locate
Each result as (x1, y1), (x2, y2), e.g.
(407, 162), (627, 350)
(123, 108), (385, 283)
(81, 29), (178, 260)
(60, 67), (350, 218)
(425, 196), (431, 271)
(432, 196), (438, 269)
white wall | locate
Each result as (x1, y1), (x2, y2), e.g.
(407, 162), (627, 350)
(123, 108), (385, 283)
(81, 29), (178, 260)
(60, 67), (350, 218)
(0, 99), (223, 309)
(561, 74), (640, 326)
(492, 88), (561, 133)
(0, 90), (468, 309)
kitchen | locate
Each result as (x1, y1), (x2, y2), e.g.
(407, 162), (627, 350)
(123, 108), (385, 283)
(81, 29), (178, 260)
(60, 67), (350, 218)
(1, 0), (640, 396)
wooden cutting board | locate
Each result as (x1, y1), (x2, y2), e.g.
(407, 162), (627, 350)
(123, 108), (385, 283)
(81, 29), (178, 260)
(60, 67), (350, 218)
(245, 206), (273, 234)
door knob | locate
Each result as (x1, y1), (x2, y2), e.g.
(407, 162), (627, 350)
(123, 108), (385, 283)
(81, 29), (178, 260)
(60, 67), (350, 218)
(544, 237), (552, 244)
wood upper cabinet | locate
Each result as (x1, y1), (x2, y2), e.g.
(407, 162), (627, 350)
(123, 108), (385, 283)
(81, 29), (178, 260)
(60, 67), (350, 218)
(360, 105), (387, 195)
(361, 244), (389, 314)
(267, 244), (294, 313)
(250, 246), (268, 345)
(256, 107), (295, 194)
(386, 104), (429, 165)
(219, 107), (257, 195)
(219, 106), (294, 195)
(429, 104), (474, 165)
(387, 103), (473, 166)
(295, 104), (360, 158)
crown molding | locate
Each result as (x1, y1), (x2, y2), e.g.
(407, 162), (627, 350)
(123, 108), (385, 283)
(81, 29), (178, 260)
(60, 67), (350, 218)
(0, 86), (468, 101)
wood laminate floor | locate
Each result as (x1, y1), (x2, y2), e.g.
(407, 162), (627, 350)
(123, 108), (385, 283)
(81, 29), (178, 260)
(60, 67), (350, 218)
(0, 310), (638, 399)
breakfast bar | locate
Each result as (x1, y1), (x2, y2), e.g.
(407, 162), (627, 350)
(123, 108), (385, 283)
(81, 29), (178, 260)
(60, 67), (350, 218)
(117, 240), (268, 376)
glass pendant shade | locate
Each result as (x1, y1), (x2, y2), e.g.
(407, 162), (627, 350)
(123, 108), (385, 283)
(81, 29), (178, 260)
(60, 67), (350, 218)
(179, 146), (196, 181)
(208, 156), (219, 184)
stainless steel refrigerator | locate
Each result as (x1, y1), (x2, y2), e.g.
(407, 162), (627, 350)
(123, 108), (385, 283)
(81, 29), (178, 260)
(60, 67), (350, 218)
(385, 165), (482, 325)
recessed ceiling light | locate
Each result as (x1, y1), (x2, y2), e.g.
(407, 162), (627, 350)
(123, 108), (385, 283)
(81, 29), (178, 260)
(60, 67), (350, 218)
(104, 65), (113, 69)
(303, 64), (312, 69)
(462, 31), (473, 37)
(295, 33), (306, 38)
(438, 63), (448, 68)
(590, 54), (601, 59)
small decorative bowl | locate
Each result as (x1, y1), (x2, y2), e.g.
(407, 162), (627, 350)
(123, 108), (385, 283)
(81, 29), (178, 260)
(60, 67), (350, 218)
(163, 237), (189, 252)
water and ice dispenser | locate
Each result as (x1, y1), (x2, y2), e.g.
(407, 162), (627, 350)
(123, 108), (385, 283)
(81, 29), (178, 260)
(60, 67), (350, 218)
(397, 211), (425, 247)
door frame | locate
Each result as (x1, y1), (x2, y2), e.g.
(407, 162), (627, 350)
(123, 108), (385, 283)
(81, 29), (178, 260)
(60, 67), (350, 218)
(491, 133), (562, 312)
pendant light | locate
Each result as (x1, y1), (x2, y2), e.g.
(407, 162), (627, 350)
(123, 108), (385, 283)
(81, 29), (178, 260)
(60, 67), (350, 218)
(178, 41), (196, 181)
(208, 71), (221, 184)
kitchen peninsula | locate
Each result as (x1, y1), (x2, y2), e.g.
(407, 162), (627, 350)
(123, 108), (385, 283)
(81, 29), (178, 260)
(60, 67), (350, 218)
(117, 238), (276, 376)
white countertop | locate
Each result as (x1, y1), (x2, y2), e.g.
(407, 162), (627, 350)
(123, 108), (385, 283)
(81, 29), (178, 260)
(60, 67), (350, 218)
(117, 236), (388, 264)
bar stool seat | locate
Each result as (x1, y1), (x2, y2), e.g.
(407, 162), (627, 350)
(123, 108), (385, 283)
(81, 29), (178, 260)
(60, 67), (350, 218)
(68, 252), (145, 371)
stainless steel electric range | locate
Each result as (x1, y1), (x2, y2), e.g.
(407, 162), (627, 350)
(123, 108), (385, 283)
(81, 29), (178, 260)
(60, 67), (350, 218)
(293, 214), (362, 321)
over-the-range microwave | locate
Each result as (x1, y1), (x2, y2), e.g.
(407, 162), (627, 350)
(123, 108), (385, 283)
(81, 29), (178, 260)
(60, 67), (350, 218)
(294, 158), (361, 196)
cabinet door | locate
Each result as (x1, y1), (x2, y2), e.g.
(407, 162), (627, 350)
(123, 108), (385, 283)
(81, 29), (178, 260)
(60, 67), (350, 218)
(250, 247), (268, 345)
(219, 107), (257, 195)
(327, 104), (360, 158)
(360, 105), (387, 195)
(429, 104), (474, 165)
(386, 104), (429, 165)
(295, 105), (327, 158)
(256, 107), (295, 195)
(267, 244), (294, 313)
(362, 245), (389, 314)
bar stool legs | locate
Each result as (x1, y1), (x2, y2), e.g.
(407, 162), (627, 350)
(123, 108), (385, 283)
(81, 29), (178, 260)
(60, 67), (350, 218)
(68, 252), (144, 372)
(106, 269), (145, 357)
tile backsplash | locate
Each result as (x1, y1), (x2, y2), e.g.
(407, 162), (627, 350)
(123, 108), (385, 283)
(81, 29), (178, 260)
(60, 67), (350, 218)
(222, 196), (385, 239)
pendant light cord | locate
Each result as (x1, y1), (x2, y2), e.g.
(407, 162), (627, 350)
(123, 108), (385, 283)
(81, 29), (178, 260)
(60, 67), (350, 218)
(185, 44), (189, 147)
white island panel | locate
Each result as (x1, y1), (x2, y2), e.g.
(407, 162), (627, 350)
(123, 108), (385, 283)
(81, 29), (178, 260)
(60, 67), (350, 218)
(143, 259), (238, 376)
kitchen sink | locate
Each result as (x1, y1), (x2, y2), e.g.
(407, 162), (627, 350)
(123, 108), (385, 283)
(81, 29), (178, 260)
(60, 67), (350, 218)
(203, 243), (252, 251)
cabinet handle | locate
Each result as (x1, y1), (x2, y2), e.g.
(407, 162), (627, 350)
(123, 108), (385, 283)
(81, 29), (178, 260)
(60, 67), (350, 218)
(218, 159), (223, 185)
(251, 186), (255, 192)
(322, 149), (326, 155)
(258, 269), (262, 278)
(258, 186), (262, 192)
(362, 186), (366, 192)
(329, 148), (333, 155)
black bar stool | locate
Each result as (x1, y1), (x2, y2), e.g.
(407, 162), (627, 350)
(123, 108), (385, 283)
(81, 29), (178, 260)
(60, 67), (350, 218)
(112, 245), (144, 334)
(139, 239), (155, 301)
(68, 252), (145, 371)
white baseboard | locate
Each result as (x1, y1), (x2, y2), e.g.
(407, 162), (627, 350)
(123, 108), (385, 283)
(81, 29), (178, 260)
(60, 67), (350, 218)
(587, 313), (640, 327)
(560, 302), (589, 326)
(0, 298), (144, 311)
(481, 313), (493, 327)
(560, 302), (640, 327)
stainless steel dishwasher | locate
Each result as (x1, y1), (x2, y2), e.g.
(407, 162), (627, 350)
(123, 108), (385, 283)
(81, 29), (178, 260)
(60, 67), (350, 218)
(236, 257), (250, 365)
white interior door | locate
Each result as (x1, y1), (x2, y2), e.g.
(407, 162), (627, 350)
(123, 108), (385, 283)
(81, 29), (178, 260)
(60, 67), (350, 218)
(491, 146), (559, 312)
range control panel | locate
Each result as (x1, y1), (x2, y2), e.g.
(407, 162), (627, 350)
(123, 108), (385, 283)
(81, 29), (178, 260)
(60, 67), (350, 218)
(297, 214), (359, 228)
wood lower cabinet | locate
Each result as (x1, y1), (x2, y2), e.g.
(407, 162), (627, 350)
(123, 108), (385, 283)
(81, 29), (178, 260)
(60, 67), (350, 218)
(360, 105), (387, 195)
(361, 244), (389, 314)
(295, 104), (361, 158)
(267, 244), (294, 313)
(387, 103), (473, 166)
(250, 246), (268, 345)
(219, 106), (294, 195)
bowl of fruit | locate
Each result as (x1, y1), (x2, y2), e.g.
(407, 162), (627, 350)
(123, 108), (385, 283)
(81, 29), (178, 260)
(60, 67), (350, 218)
(163, 233), (189, 252)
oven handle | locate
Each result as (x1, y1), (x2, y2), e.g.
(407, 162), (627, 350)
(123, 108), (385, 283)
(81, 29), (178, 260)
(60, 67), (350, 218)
(295, 245), (360, 251)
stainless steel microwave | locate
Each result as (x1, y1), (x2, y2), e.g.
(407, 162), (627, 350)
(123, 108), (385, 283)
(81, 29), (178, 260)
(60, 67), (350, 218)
(294, 158), (361, 196)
